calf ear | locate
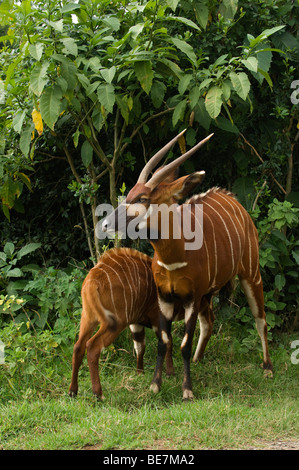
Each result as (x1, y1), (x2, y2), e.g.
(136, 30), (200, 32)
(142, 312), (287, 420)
(171, 171), (205, 200)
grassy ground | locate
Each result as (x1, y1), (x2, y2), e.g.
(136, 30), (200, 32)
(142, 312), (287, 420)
(0, 322), (298, 450)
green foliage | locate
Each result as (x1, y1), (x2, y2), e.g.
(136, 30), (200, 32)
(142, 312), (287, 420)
(230, 197), (299, 352)
(0, 1), (298, 347)
(0, 242), (41, 288)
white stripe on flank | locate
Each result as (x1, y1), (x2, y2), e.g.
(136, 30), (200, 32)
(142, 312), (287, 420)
(99, 269), (117, 314)
(204, 200), (235, 274)
(113, 254), (135, 319)
(192, 207), (210, 284)
(202, 211), (217, 289)
(217, 192), (246, 237)
(211, 195), (242, 268)
(101, 262), (129, 322)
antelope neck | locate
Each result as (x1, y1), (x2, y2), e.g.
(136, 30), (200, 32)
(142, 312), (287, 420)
(151, 237), (187, 271)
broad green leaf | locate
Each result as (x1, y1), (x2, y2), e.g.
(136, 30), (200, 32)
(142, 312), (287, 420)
(102, 16), (121, 31)
(167, 16), (200, 31)
(17, 243), (41, 260)
(221, 79), (231, 101)
(60, 3), (81, 13)
(216, 116), (239, 134)
(73, 128), (80, 148)
(251, 25), (285, 47)
(101, 66), (116, 84)
(19, 126), (33, 157)
(77, 73), (90, 89)
(193, 98), (211, 131)
(198, 78), (213, 92)
(257, 68), (273, 89)
(205, 86), (223, 119)
(241, 57), (258, 73)
(229, 71), (250, 101)
(92, 107), (105, 132)
(218, 0), (238, 20)
(87, 57), (102, 73)
(232, 176), (255, 210)
(30, 62), (49, 97)
(13, 109), (26, 133)
(86, 80), (101, 97)
(171, 37), (197, 65)
(40, 85), (63, 130)
(15, 172), (32, 191)
(28, 43), (44, 61)
(193, 1), (209, 29)
(151, 81), (166, 108)
(116, 95), (130, 125)
(172, 99), (187, 126)
(4, 242), (14, 257)
(7, 268), (23, 277)
(61, 37), (78, 57)
(292, 250), (299, 264)
(166, 0), (179, 11)
(129, 23), (144, 40)
(178, 74), (193, 95)
(97, 83), (115, 113)
(59, 59), (78, 91)
(213, 54), (228, 67)
(49, 19), (63, 32)
(189, 86), (201, 109)
(251, 46), (272, 84)
(134, 61), (153, 95)
(81, 140), (93, 168)
(5, 52), (23, 88)
(156, 58), (183, 80)
(275, 274), (286, 291)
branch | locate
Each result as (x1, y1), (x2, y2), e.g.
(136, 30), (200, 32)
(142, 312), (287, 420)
(64, 146), (82, 184)
(239, 133), (287, 195)
(120, 107), (175, 155)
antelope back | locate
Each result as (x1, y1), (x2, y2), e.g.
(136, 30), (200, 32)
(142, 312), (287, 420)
(82, 248), (158, 326)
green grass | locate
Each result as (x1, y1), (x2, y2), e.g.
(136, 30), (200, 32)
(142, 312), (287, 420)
(0, 323), (298, 450)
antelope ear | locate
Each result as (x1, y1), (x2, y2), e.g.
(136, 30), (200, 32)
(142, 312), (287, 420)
(172, 171), (205, 200)
(153, 166), (179, 184)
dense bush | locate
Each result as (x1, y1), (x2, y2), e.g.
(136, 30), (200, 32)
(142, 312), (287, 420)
(0, 1), (298, 351)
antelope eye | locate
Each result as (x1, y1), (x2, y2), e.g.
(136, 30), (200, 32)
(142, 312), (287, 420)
(138, 197), (148, 204)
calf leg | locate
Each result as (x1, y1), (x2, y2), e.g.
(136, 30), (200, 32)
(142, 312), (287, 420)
(69, 311), (98, 397)
(86, 322), (122, 398)
(129, 324), (146, 373)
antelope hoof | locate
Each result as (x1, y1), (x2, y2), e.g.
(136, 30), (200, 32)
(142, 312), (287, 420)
(182, 389), (194, 402)
(150, 383), (160, 394)
(94, 394), (105, 401)
(263, 369), (273, 379)
(69, 390), (77, 398)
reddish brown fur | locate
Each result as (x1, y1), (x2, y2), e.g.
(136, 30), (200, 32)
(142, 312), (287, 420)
(69, 248), (177, 399)
(101, 132), (272, 401)
(148, 185), (273, 399)
(124, 181), (273, 400)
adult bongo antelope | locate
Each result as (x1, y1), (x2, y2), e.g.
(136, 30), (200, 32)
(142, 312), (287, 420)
(102, 130), (273, 401)
(69, 247), (178, 399)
